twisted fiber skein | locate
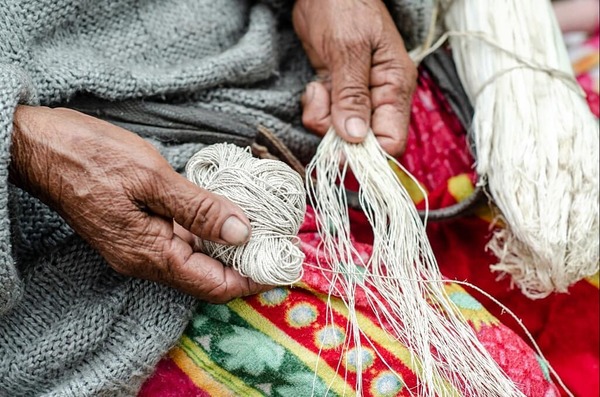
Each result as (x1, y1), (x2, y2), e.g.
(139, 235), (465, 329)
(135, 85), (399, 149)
(443, 0), (599, 298)
(186, 143), (306, 285)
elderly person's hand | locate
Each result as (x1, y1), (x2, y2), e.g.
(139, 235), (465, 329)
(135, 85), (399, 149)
(294, 0), (417, 157)
(10, 106), (269, 303)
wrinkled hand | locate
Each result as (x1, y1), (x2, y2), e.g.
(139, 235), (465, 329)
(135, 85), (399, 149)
(293, 0), (417, 157)
(11, 106), (270, 303)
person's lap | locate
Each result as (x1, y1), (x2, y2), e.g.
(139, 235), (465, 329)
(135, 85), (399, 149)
(139, 71), (565, 397)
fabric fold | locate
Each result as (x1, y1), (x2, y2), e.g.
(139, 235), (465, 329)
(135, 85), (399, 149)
(0, 63), (37, 314)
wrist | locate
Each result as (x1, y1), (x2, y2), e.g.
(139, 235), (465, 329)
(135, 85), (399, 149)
(9, 105), (54, 205)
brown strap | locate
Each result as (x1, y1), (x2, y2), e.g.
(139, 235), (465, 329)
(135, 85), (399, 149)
(253, 125), (307, 179)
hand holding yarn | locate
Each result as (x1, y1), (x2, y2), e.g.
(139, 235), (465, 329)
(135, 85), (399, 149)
(10, 106), (265, 304)
(186, 144), (306, 285)
(293, 0), (417, 157)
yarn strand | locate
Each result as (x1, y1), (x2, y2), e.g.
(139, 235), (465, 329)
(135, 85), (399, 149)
(306, 129), (525, 396)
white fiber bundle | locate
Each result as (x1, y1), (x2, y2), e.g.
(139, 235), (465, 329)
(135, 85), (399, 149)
(444, 0), (599, 298)
(186, 144), (306, 285)
(307, 130), (524, 396)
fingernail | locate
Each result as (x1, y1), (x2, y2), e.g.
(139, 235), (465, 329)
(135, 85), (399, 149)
(221, 216), (250, 245)
(345, 117), (368, 139)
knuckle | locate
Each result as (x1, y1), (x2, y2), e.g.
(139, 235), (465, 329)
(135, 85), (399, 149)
(160, 244), (199, 288)
(385, 61), (417, 94)
(132, 163), (167, 200)
(302, 111), (328, 133)
(341, 36), (368, 52)
(331, 28), (370, 53)
(386, 69), (409, 93)
(191, 197), (212, 230)
(336, 85), (370, 108)
(182, 193), (222, 236)
(328, 30), (371, 66)
(388, 99), (408, 115)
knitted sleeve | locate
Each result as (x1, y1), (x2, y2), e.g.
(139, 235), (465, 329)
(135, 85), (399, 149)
(0, 63), (37, 314)
(385, 0), (433, 50)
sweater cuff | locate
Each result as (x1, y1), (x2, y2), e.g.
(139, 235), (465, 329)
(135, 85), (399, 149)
(0, 63), (37, 314)
(385, 0), (434, 51)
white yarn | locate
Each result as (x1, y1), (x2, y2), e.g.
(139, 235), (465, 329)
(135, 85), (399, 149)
(443, 0), (600, 298)
(306, 129), (525, 396)
(183, 138), (573, 394)
(186, 143), (306, 285)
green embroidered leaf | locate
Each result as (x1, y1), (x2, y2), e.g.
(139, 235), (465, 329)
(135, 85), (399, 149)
(203, 303), (231, 322)
(275, 372), (330, 396)
(190, 304), (232, 334)
(191, 315), (208, 330)
(218, 326), (285, 376)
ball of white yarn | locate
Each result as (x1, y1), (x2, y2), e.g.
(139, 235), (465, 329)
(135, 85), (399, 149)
(185, 143), (306, 285)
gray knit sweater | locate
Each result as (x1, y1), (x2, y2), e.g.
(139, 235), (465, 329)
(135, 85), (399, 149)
(0, 1), (431, 395)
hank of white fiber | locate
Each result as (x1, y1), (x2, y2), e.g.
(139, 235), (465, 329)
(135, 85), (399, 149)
(186, 143), (306, 285)
(444, 0), (599, 298)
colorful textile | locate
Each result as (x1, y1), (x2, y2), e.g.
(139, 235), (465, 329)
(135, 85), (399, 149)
(568, 30), (600, 116)
(140, 32), (600, 397)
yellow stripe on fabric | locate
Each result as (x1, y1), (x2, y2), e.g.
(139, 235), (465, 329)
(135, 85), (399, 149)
(169, 347), (238, 397)
(390, 161), (427, 204)
(315, 293), (414, 368)
(175, 335), (264, 397)
(447, 174), (495, 223)
(227, 299), (353, 396)
(586, 272), (599, 289)
(314, 292), (460, 396)
(443, 283), (499, 330)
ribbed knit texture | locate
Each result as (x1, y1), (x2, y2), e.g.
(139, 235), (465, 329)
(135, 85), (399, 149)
(0, 1), (431, 395)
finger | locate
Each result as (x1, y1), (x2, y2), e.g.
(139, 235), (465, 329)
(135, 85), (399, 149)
(173, 221), (202, 251)
(301, 81), (331, 136)
(376, 133), (410, 159)
(159, 233), (272, 303)
(145, 171), (251, 246)
(371, 103), (410, 157)
(370, 39), (417, 157)
(106, 215), (269, 303)
(329, 35), (372, 142)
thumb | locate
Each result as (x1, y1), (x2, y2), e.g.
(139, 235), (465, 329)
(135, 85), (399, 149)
(330, 40), (372, 142)
(145, 171), (251, 246)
